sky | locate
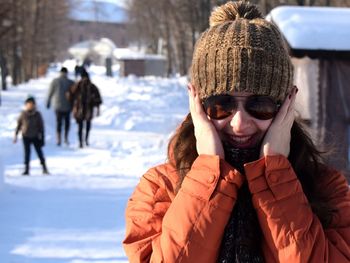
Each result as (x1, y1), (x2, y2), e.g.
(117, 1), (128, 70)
(0, 61), (188, 262)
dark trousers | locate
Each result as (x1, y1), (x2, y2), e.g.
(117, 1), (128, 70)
(77, 119), (91, 145)
(55, 110), (70, 137)
(23, 137), (46, 165)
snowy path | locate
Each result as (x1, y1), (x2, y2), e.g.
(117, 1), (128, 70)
(0, 65), (188, 263)
(0, 187), (131, 263)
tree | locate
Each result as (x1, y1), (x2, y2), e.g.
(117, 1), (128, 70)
(0, 0), (70, 87)
(127, 0), (350, 75)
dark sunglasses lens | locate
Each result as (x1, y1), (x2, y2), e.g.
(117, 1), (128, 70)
(203, 95), (235, 120)
(245, 96), (278, 120)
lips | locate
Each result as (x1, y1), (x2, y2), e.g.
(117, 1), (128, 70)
(224, 133), (258, 148)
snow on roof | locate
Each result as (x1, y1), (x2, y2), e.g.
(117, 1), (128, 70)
(93, 38), (117, 56)
(68, 40), (97, 59)
(68, 38), (116, 59)
(113, 48), (166, 60)
(269, 6), (350, 51)
(69, 0), (128, 24)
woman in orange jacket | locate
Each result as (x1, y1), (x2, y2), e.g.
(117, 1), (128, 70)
(123, 1), (350, 262)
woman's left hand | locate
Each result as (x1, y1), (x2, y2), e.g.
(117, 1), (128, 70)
(260, 86), (298, 158)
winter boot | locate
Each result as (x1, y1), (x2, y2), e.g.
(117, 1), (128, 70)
(42, 162), (49, 175)
(22, 164), (29, 175)
(56, 132), (62, 146)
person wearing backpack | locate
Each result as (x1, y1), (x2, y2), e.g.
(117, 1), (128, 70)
(69, 70), (102, 148)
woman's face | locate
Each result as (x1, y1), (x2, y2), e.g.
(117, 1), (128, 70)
(210, 92), (273, 149)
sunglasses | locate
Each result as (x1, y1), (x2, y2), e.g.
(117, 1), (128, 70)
(202, 94), (281, 120)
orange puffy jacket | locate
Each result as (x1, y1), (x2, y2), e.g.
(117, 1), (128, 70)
(123, 155), (350, 262)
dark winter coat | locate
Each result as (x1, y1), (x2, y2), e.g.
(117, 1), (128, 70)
(69, 78), (102, 121)
(15, 109), (44, 140)
(47, 74), (75, 112)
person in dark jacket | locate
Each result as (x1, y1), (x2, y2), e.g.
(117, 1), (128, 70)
(47, 67), (75, 146)
(74, 64), (85, 80)
(14, 96), (49, 175)
(69, 71), (102, 148)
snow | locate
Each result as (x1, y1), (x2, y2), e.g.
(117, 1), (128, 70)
(269, 6), (350, 51)
(0, 64), (188, 262)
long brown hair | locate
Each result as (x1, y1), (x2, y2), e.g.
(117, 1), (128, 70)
(167, 113), (335, 227)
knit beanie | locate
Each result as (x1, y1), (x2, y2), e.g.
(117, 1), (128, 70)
(190, 1), (293, 102)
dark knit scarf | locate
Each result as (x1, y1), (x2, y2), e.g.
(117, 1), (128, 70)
(217, 143), (265, 263)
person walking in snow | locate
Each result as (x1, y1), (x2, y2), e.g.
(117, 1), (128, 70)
(14, 96), (49, 175)
(74, 64), (85, 80)
(123, 1), (350, 262)
(47, 67), (75, 146)
(68, 70), (102, 148)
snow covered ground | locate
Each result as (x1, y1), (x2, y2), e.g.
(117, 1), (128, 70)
(0, 64), (188, 263)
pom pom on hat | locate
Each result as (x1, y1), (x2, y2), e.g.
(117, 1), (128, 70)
(209, 1), (263, 27)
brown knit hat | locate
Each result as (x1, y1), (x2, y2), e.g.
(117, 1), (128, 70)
(190, 1), (293, 102)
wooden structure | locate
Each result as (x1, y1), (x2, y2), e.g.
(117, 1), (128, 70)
(270, 6), (350, 178)
(118, 58), (166, 77)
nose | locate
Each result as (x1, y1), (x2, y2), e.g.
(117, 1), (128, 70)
(229, 103), (252, 133)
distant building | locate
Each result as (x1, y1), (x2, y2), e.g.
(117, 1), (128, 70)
(68, 21), (128, 48)
(67, 0), (129, 48)
(118, 58), (166, 77)
(68, 38), (116, 65)
(67, 40), (166, 77)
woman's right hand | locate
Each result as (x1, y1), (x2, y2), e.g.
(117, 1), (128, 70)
(188, 84), (225, 159)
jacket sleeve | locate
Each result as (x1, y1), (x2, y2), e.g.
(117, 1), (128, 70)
(123, 154), (244, 263)
(65, 80), (75, 104)
(244, 155), (350, 263)
(92, 84), (102, 106)
(15, 112), (24, 135)
(37, 112), (45, 140)
(47, 80), (55, 108)
(67, 83), (78, 104)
